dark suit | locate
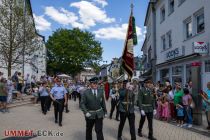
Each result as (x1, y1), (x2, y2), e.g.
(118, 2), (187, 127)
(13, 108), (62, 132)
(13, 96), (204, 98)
(80, 88), (107, 140)
(118, 88), (136, 140)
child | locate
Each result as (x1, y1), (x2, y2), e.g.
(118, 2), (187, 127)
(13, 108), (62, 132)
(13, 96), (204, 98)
(176, 101), (184, 127)
(161, 97), (170, 121)
(156, 97), (162, 120)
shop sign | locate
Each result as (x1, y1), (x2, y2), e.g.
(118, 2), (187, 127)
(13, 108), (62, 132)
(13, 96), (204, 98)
(193, 42), (208, 54)
(165, 47), (183, 61)
(191, 62), (201, 67)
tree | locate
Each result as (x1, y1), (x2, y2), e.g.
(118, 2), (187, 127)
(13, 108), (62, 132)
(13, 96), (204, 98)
(0, 0), (38, 76)
(46, 28), (103, 77)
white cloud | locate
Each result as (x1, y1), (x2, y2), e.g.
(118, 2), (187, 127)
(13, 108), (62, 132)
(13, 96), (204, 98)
(93, 24), (143, 40)
(92, 0), (108, 7)
(44, 6), (78, 26)
(33, 14), (51, 31)
(70, 1), (115, 29)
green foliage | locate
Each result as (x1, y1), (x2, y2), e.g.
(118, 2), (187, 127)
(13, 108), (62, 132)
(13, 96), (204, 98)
(46, 28), (103, 77)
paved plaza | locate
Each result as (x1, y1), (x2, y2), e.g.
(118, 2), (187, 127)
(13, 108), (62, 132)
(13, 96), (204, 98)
(0, 100), (209, 140)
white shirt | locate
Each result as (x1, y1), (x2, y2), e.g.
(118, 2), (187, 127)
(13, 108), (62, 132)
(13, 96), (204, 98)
(91, 89), (97, 96)
(168, 90), (174, 100)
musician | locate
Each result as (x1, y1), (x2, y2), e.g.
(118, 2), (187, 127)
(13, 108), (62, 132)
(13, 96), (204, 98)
(80, 77), (107, 140)
(109, 82), (120, 121)
(117, 80), (136, 140)
(138, 79), (157, 140)
(50, 78), (67, 127)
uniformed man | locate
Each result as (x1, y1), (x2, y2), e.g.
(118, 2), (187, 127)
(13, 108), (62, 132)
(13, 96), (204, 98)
(138, 79), (157, 140)
(117, 80), (136, 140)
(50, 78), (67, 127)
(80, 77), (107, 140)
(109, 82), (120, 121)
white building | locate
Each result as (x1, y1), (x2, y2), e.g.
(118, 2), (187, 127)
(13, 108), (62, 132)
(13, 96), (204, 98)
(0, 0), (46, 79)
(76, 67), (96, 82)
(143, 0), (210, 90)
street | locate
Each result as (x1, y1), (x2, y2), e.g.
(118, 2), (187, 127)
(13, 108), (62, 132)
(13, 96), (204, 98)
(0, 100), (209, 140)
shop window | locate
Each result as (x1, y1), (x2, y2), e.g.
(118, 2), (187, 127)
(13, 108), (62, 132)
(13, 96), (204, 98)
(160, 69), (169, 82)
(172, 66), (183, 85)
(205, 60), (210, 72)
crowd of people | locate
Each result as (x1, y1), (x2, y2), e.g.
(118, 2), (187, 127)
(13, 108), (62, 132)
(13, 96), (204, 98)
(0, 71), (86, 114)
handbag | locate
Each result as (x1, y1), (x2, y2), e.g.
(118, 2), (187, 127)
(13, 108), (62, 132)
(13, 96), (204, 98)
(190, 99), (195, 109)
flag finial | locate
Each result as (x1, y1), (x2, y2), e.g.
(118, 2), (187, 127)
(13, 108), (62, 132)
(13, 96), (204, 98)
(130, 3), (134, 14)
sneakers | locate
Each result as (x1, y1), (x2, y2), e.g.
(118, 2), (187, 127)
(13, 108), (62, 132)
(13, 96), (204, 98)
(187, 124), (192, 128)
(182, 123), (188, 127)
(177, 124), (180, 127)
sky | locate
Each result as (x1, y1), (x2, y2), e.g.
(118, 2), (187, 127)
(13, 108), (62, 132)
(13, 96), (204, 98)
(31, 0), (149, 64)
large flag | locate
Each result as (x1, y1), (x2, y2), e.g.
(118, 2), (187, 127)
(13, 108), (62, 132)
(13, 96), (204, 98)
(122, 11), (137, 78)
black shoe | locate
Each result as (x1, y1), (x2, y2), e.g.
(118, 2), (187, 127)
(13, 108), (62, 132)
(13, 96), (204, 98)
(109, 116), (112, 119)
(55, 120), (58, 123)
(148, 136), (157, 140)
(59, 123), (62, 127)
(117, 137), (122, 140)
(66, 110), (69, 113)
(138, 132), (143, 137)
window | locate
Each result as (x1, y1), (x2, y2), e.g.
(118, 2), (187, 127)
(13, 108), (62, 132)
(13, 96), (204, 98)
(161, 35), (166, 50)
(205, 60), (210, 72)
(178, 0), (185, 6)
(169, 0), (174, 14)
(160, 6), (165, 22)
(167, 31), (172, 49)
(160, 69), (169, 82)
(172, 66), (183, 86)
(186, 21), (192, 38)
(196, 13), (205, 33)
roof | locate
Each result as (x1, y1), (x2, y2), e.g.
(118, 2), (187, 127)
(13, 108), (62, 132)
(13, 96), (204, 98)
(27, 0), (45, 42)
(144, 0), (156, 26)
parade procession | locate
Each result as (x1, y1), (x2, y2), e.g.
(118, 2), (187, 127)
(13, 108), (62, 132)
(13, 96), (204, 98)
(1, 0), (210, 140)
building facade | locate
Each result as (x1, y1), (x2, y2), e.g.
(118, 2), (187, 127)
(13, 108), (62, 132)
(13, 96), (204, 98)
(143, 0), (210, 90)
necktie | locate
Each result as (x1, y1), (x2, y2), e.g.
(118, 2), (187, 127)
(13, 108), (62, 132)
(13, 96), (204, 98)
(94, 90), (96, 97)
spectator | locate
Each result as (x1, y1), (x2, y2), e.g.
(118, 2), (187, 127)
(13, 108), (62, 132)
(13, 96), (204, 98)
(167, 85), (175, 120)
(202, 82), (210, 130)
(12, 71), (18, 90)
(174, 83), (184, 122)
(176, 101), (184, 127)
(17, 72), (24, 93)
(161, 97), (170, 121)
(7, 76), (14, 104)
(0, 78), (8, 113)
(182, 88), (193, 128)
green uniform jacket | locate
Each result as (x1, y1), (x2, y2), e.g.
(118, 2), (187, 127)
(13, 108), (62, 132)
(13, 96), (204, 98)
(118, 88), (135, 113)
(80, 88), (107, 119)
(138, 87), (155, 113)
